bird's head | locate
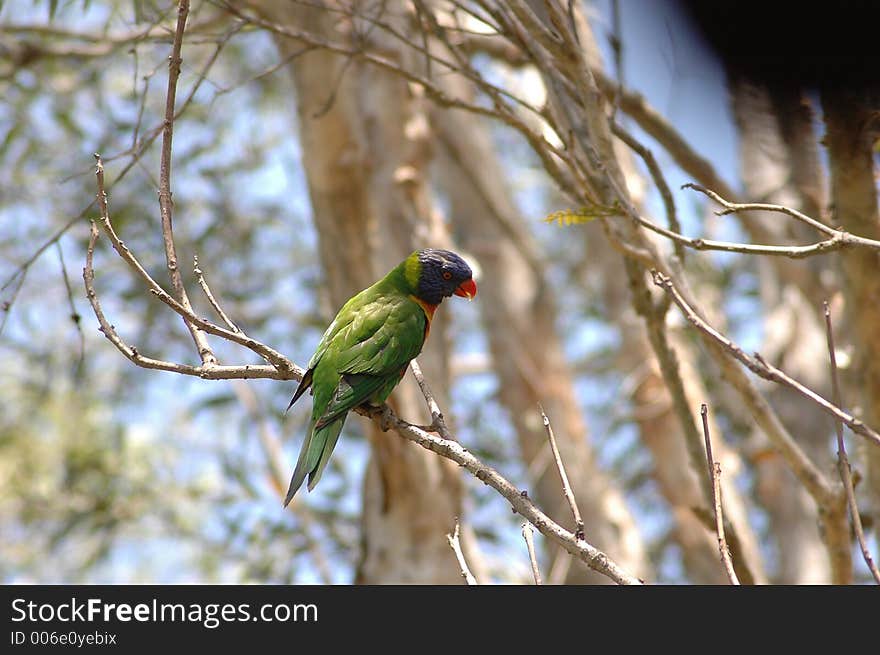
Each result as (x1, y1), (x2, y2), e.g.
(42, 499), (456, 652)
(406, 248), (477, 306)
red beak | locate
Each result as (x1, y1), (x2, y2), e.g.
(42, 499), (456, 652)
(454, 278), (477, 300)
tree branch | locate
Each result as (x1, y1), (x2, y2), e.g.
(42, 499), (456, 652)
(539, 405), (584, 541)
(521, 522), (543, 585)
(824, 302), (880, 584)
(446, 518), (478, 585)
(683, 183), (880, 251)
(652, 270), (880, 451)
(90, 154), (297, 377)
(611, 120), (684, 261)
(410, 358), (452, 440)
(354, 400), (642, 585)
(157, 0), (217, 367)
(700, 404), (740, 585)
(194, 254), (240, 333)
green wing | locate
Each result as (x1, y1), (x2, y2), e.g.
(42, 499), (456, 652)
(284, 290), (427, 506)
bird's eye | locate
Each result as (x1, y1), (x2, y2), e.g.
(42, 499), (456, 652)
(442, 271), (452, 280)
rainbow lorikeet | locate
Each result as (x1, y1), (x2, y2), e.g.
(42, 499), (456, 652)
(283, 248), (477, 506)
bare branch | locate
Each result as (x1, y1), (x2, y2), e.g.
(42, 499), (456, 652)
(539, 405), (584, 541)
(700, 404), (740, 585)
(0, 202), (93, 327)
(611, 120), (684, 261)
(684, 184), (837, 237)
(521, 522), (543, 585)
(622, 183), (880, 260)
(91, 12), (237, 178)
(410, 358), (452, 440)
(157, 0), (216, 367)
(225, 1), (582, 199)
(652, 270), (880, 451)
(591, 71), (740, 203)
(641, 263), (854, 579)
(0, 265), (26, 338)
(446, 518), (478, 585)
(624, 251), (713, 508)
(84, 221), (284, 380)
(91, 154), (297, 376)
(683, 184), (880, 251)
(355, 402), (642, 584)
(194, 254), (240, 333)
(824, 302), (880, 584)
(632, 213), (853, 260)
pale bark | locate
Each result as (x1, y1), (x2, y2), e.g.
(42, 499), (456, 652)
(433, 108), (650, 584)
(590, 155), (767, 584)
(252, 0), (471, 583)
(728, 77), (837, 583)
(821, 88), (880, 545)
(575, 9), (766, 584)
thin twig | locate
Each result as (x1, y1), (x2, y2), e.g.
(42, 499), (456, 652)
(685, 184), (835, 236)
(824, 302), (880, 584)
(157, 0), (217, 367)
(0, 207), (90, 294)
(590, 71), (740, 203)
(632, 212), (853, 259)
(652, 270), (880, 450)
(55, 241), (85, 377)
(0, 203), (94, 331)
(700, 404), (740, 585)
(521, 522), (543, 584)
(223, 2), (581, 200)
(83, 221), (286, 380)
(623, 250), (713, 508)
(607, 0), (623, 119)
(538, 405), (584, 541)
(410, 358), (452, 439)
(0, 270), (25, 338)
(91, 154), (297, 376)
(611, 120), (684, 262)
(194, 254), (240, 332)
(446, 518), (478, 585)
(684, 183), (880, 251)
(356, 402), (641, 584)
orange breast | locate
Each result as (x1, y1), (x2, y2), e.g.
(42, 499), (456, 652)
(409, 295), (437, 339)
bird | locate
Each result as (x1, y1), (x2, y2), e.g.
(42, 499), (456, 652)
(283, 248), (477, 507)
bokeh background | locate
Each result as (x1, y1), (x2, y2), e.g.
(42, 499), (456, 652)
(2, 0), (878, 584)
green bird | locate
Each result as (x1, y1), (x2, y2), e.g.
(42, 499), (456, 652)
(283, 248), (477, 506)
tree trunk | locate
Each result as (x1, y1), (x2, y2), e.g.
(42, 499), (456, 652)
(729, 76), (836, 583)
(589, 145), (767, 584)
(253, 0), (473, 583)
(821, 88), (880, 546)
(433, 108), (650, 583)
(573, 7), (766, 584)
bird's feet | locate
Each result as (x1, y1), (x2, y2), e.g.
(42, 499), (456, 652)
(379, 405), (395, 432)
(363, 403), (395, 432)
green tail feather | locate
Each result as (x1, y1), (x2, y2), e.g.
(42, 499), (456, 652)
(283, 415), (347, 507)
